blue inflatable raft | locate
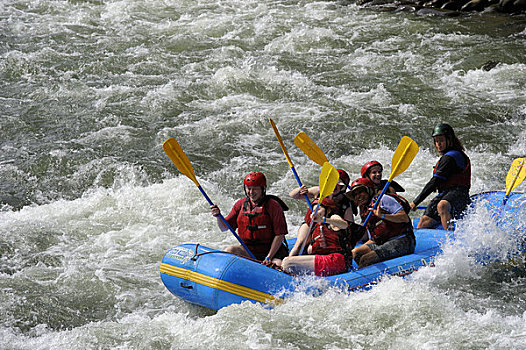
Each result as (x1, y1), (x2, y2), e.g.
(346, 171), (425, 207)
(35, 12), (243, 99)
(160, 191), (525, 311)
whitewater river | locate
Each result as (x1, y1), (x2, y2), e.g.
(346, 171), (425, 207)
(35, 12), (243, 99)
(1, 0), (526, 348)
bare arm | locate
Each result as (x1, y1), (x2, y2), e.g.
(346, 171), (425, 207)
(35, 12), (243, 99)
(289, 185), (319, 200)
(342, 206), (355, 224)
(210, 205), (228, 231)
(370, 206), (410, 223)
(264, 235), (285, 264)
(311, 207), (349, 230)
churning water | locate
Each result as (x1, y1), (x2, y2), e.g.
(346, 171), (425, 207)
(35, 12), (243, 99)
(1, 0), (526, 348)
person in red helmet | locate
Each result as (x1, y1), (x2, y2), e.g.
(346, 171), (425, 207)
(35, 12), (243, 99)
(281, 198), (351, 276)
(210, 171), (289, 266)
(287, 168), (355, 257)
(409, 123), (471, 230)
(361, 160), (405, 194)
(347, 177), (415, 269)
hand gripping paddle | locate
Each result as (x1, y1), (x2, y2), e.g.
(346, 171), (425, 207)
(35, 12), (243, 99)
(163, 137), (257, 260)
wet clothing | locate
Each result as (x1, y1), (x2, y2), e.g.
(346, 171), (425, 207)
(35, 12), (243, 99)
(363, 194), (415, 262)
(310, 222), (343, 256)
(366, 194), (414, 245)
(225, 195), (288, 260)
(314, 252), (347, 277)
(434, 150), (471, 191)
(303, 195), (353, 225)
(413, 149), (471, 221)
(310, 219), (349, 276)
(366, 235), (415, 261)
(423, 187), (471, 223)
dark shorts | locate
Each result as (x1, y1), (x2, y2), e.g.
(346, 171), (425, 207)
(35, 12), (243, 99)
(424, 187), (471, 223)
(367, 235), (416, 261)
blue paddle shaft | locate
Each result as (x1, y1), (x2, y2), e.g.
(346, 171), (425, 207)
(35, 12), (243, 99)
(197, 185), (257, 260)
(362, 181), (391, 227)
(290, 166), (313, 211)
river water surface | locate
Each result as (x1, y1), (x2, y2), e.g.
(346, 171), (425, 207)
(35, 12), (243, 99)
(1, 0), (526, 349)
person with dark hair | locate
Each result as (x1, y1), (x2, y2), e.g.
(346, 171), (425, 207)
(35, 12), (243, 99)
(409, 123), (471, 230)
(210, 171), (289, 266)
(347, 178), (415, 268)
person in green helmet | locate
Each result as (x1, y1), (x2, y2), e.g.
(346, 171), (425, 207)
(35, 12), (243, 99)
(409, 123), (471, 230)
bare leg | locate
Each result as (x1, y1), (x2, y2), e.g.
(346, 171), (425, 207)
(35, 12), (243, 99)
(288, 223), (309, 256)
(358, 251), (380, 268)
(437, 199), (453, 230)
(281, 255), (316, 275)
(225, 245), (253, 258)
(271, 258), (282, 266)
(416, 215), (439, 229)
(351, 242), (372, 266)
(351, 242), (380, 268)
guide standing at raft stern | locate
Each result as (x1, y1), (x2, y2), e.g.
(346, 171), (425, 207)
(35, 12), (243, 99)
(210, 171), (289, 266)
(409, 123), (471, 230)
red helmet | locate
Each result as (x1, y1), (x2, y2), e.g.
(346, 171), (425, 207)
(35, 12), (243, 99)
(348, 178), (375, 199)
(337, 169), (350, 187)
(243, 171), (267, 187)
(360, 161), (383, 178)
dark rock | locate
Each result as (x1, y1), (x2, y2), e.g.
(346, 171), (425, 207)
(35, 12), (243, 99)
(499, 0), (526, 11)
(461, 0), (488, 10)
(424, 0), (450, 7)
(482, 60), (499, 71)
(365, 0), (399, 5)
(395, 4), (420, 10)
(417, 6), (462, 13)
(356, 0), (374, 5)
(441, 0), (468, 10)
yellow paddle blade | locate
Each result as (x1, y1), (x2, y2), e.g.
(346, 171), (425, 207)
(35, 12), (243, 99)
(162, 137), (200, 187)
(269, 118), (294, 168)
(505, 158), (526, 195)
(388, 136), (419, 181)
(318, 162), (339, 200)
(294, 132), (328, 166)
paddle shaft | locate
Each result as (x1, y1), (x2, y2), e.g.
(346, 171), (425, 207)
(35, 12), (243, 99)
(162, 137), (257, 260)
(290, 167), (314, 211)
(199, 185), (257, 260)
(298, 202), (321, 255)
(362, 180), (390, 227)
(504, 158), (526, 205)
(297, 162), (339, 255)
(269, 119), (313, 211)
(361, 136), (419, 227)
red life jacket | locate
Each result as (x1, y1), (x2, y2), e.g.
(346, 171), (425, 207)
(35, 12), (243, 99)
(310, 223), (343, 255)
(304, 196), (352, 224)
(362, 193), (414, 245)
(237, 197), (276, 249)
(434, 150), (471, 191)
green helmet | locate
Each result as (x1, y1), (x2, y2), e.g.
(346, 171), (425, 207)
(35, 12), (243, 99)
(432, 123), (454, 138)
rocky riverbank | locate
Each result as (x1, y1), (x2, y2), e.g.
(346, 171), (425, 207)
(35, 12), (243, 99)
(355, 0), (525, 15)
